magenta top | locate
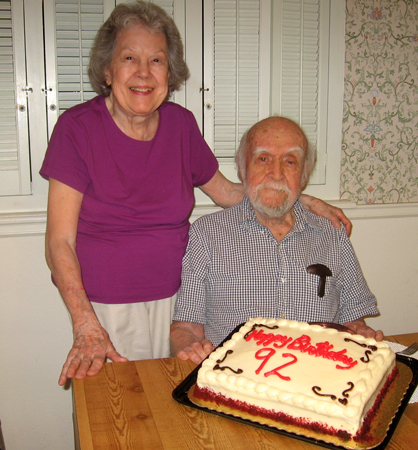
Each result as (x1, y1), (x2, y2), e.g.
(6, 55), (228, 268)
(40, 97), (218, 304)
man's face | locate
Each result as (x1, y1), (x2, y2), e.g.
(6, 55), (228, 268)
(244, 118), (307, 219)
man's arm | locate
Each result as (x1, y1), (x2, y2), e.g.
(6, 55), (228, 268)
(46, 178), (127, 385)
(344, 318), (384, 341)
(170, 321), (214, 364)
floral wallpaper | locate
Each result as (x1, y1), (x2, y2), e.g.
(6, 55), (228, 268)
(341, 0), (418, 204)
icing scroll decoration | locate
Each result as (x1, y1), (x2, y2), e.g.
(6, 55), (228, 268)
(338, 382), (355, 405)
(213, 350), (243, 374)
(344, 338), (377, 363)
(312, 382), (355, 406)
(312, 386), (337, 401)
(360, 350), (372, 363)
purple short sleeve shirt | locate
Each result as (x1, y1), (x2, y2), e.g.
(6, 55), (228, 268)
(40, 97), (218, 304)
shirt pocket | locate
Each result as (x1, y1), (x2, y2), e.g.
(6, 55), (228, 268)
(295, 270), (340, 322)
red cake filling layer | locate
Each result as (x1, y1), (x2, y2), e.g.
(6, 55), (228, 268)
(194, 366), (399, 443)
(353, 366), (399, 443)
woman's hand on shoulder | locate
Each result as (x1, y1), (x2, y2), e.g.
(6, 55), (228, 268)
(299, 194), (352, 236)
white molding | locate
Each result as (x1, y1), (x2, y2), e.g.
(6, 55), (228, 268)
(2, 202), (418, 237)
(0, 211), (46, 237)
(190, 201), (418, 222)
(343, 202), (418, 220)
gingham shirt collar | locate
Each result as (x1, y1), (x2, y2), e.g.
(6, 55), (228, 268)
(239, 195), (323, 238)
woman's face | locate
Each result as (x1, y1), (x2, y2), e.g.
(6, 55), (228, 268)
(105, 23), (170, 119)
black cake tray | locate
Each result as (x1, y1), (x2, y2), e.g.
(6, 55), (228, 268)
(172, 325), (418, 450)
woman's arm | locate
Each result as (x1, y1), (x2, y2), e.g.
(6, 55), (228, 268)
(299, 194), (352, 236)
(199, 170), (244, 208)
(46, 178), (126, 385)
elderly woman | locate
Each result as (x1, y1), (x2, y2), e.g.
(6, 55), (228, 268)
(40, 1), (349, 386)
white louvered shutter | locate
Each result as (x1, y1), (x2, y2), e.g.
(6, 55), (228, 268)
(203, 0), (270, 159)
(271, 0), (330, 184)
(204, 0), (331, 186)
(0, 0), (31, 196)
(44, 0), (115, 136)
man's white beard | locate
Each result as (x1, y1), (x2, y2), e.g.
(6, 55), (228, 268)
(247, 182), (298, 219)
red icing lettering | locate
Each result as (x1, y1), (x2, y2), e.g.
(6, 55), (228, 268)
(247, 327), (358, 369)
(246, 329), (292, 348)
(255, 348), (276, 374)
(273, 337), (293, 348)
(246, 329), (272, 346)
(264, 353), (298, 380)
(287, 334), (312, 352)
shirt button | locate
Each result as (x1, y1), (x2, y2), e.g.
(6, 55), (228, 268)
(281, 278), (286, 283)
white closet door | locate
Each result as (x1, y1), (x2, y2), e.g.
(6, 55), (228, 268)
(271, 0), (331, 185)
(43, 0), (116, 136)
(0, 0), (31, 195)
(203, 0), (271, 159)
(203, 0), (335, 188)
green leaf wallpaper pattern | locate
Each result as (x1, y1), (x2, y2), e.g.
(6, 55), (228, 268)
(341, 0), (418, 204)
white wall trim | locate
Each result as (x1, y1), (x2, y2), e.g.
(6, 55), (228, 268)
(2, 202), (418, 237)
(339, 201), (418, 220)
(0, 211), (47, 237)
(190, 201), (418, 223)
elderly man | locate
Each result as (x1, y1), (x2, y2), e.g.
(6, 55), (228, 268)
(170, 117), (382, 364)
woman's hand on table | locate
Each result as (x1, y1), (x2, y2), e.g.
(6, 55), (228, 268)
(344, 318), (384, 341)
(59, 321), (127, 386)
(299, 194), (352, 236)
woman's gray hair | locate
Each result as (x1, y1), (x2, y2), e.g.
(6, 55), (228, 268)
(235, 117), (317, 188)
(88, 1), (190, 99)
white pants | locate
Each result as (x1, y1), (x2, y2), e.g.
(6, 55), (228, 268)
(91, 294), (176, 361)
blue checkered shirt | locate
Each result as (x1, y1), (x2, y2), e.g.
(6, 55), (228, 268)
(173, 197), (379, 346)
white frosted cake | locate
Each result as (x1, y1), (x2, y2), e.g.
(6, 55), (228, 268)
(194, 318), (397, 441)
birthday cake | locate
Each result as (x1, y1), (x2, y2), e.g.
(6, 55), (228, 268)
(194, 318), (397, 440)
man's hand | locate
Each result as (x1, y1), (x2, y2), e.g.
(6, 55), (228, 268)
(344, 318), (384, 341)
(177, 340), (215, 364)
(59, 322), (127, 386)
(170, 321), (214, 365)
(299, 194), (352, 236)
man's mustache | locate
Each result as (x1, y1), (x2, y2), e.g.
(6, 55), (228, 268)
(255, 182), (291, 195)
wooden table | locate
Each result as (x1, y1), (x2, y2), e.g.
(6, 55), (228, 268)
(73, 333), (418, 449)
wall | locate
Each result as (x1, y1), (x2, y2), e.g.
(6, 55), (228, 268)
(347, 209), (418, 334)
(342, 0), (418, 204)
(0, 234), (74, 450)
